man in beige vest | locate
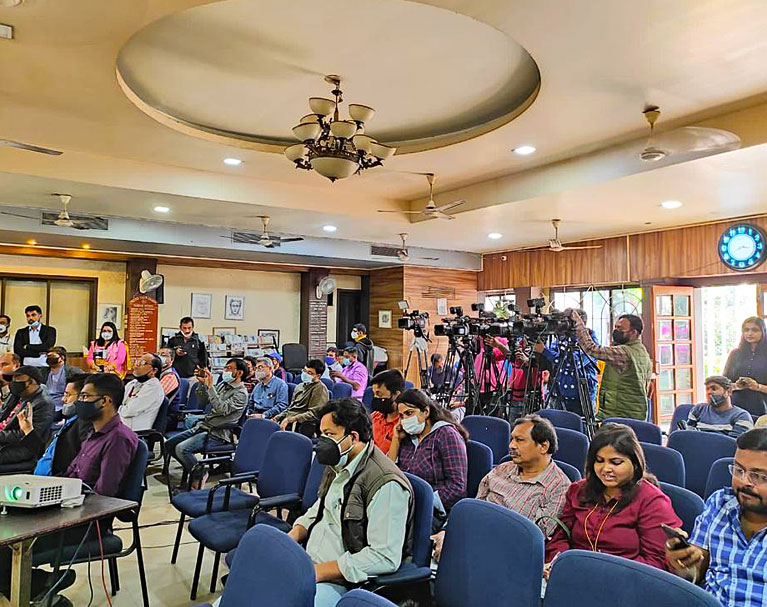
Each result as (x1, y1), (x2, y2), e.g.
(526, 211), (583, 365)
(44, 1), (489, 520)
(571, 311), (653, 421)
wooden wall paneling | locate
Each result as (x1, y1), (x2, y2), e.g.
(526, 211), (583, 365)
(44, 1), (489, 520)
(369, 267), (407, 372)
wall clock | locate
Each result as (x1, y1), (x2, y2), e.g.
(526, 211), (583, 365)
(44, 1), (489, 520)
(718, 224), (765, 271)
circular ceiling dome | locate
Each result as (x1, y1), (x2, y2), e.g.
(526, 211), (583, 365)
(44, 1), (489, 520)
(116, 0), (540, 154)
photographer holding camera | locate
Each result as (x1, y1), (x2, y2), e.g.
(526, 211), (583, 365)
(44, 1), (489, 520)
(570, 310), (652, 421)
(484, 335), (541, 421)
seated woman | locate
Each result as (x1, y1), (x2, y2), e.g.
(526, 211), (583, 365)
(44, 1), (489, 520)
(545, 423), (681, 575)
(388, 389), (468, 528)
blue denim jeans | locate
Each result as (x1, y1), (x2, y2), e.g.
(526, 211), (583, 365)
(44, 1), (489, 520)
(165, 427), (226, 473)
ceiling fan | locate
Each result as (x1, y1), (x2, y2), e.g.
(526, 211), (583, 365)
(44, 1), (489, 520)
(0, 194), (104, 230)
(638, 105), (740, 162)
(0, 139), (62, 156)
(249, 216), (304, 248)
(522, 219), (603, 253)
(393, 233), (439, 262)
(377, 173), (465, 220)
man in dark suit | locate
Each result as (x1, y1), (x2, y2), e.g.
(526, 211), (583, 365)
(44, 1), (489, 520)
(13, 305), (56, 367)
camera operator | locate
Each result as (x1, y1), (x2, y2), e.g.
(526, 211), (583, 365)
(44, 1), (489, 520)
(475, 336), (508, 408)
(570, 310), (652, 422)
(533, 308), (599, 415)
(485, 336), (541, 421)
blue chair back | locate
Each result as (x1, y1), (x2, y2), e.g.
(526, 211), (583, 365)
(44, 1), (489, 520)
(705, 457), (734, 499)
(287, 382), (297, 402)
(257, 432), (313, 500)
(321, 377), (335, 392)
(544, 550), (720, 607)
(187, 384), (200, 411)
(462, 416), (511, 465)
(333, 382), (353, 400)
(285, 371), (294, 384)
(603, 417), (662, 445)
(152, 397), (170, 434)
(220, 524), (315, 607)
(641, 442), (686, 487)
(554, 427), (589, 474)
(466, 440), (493, 498)
(553, 459), (582, 482)
(539, 409), (584, 433)
(669, 404), (694, 433)
(232, 418), (281, 476)
(403, 473), (434, 568)
(659, 481), (705, 535)
(667, 430), (737, 497)
(116, 440), (149, 522)
(301, 459), (326, 512)
(436, 499), (544, 607)
(338, 589), (397, 607)
(177, 377), (190, 406)
(404, 381), (415, 389)
(361, 387), (374, 413)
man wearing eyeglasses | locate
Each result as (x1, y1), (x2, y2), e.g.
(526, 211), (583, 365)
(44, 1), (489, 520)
(666, 428), (767, 606)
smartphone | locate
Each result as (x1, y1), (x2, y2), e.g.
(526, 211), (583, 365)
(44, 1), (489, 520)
(660, 523), (689, 548)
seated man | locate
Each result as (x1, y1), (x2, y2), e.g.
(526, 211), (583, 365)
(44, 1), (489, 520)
(431, 414), (571, 559)
(268, 352), (288, 382)
(289, 398), (414, 607)
(330, 346), (368, 399)
(666, 428), (767, 605)
(686, 375), (753, 438)
(370, 369), (404, 453)
(0, 365), (55, 465)
(119, 353), (165, 431)
(273, 359), (329, 437)
(165, 358), (248, 489)
(41, 346), (82, 414)
(246, 356), (289, 420)
(0, 352), (20, 401)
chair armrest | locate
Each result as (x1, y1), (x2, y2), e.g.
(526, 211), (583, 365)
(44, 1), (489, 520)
(136, 430), (162, 440)
(216, 472), (258, 487)
(247, 493), (301, 527)
(180, 409), (206, 415)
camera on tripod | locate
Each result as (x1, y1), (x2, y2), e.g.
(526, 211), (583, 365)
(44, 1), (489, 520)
(398, 310), (429, 331)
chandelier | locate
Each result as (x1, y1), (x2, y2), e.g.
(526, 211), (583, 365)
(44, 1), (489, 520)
(284, 75), (396, 182)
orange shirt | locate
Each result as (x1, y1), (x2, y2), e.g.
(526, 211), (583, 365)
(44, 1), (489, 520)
(371, 411), (399, 453)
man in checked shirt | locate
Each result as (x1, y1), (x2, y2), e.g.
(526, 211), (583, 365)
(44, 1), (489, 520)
(431, 414), (571, 560)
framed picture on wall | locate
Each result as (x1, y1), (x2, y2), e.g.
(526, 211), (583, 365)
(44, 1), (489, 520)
(213, 327), (236, 337)
(378, 310), (392, 329)
(160, 327), (177, 347)
(258, 329), (280, 348)
(224, 295), (245, 321)
(98, 303), (122, 329)
(191, 292), (212, 319)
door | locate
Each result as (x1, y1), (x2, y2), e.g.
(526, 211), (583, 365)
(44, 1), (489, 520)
(650, 286), (696, 426)
(336, 289), (362, 347)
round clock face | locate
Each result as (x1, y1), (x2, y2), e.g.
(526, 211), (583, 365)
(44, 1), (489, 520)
(718, 224), (766, 271)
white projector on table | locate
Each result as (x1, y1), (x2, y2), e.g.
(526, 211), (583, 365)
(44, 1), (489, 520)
(0, 475), (83, 509)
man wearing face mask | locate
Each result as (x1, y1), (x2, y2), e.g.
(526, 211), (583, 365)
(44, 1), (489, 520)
(330, 346), (368, 399)
(0, 352), (20, 401)
(290, 398), (413, 607)
(571, 310), (652, 421)
(13, 305), (57, 367)
(167, 317), (208, 379)
(41, 346), (79, 414)
(246, 356), (288, 419)
(0, 315), (11, 355)
(158, 347), (181, 402)
(686, 376), (753, 438)
(274, 359), (330, 437)
(369, 369), (404, 453)
(351, 323), (375, 378)
(0, 365), (55, 465)
(119, 353), (165, 431)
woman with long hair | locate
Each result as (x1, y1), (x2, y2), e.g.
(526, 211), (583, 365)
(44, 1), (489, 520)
(389, 389), (468, 520)
(86, 321), (128, 377)
(545, 424), (681, 574)
(724, 316), (767, 418)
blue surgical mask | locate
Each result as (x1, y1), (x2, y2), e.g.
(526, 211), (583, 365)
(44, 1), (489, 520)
(28, 320), (41, 329)
(221, 371), (235, 383)
(402, 414), (426, 435)
(301, 371), (314, 384)
(342, 357), (351, 367)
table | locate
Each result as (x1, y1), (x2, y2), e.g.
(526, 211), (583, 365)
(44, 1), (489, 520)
(0, 495), (137, 607)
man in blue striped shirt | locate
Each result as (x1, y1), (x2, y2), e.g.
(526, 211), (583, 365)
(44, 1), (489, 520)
(666, 428), (767, 606)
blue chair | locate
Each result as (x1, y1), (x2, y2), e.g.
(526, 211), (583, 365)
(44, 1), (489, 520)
(177, 377), (190, 406)
(287, 382), (297, 402)
(641, 442), (686, 487)
(705, 457), (734, 499)
(170, 418), (280, 563)
(462, 415), (511, 465)
(333, 382), (353, 399)
(554, 459), (582, 482)
(338, 590), (397, 607)
(405, 380), (415, 389)
(603, 417), (663, 445)
(362, 386), (374, 413)
(467, 440), (493, 498)
(660, 481), (705, 535)
(669, 404), (694, 433)
(667, 430), (737, 497)
(435, 499), (544, 607)
(321, 377), (335, 392)
(544, 550), (720, 607)
(554, 427), (589, 474)
(187, 431), (314, 598)
(539, 409), (584, 433)
(285, 371), (294, 384)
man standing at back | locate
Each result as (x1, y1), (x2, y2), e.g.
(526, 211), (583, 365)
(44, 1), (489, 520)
(571, 311), (652, 421)
(167, 317), (208, 379)
(0, 315), (11, 355)
(13, 305), (56, 367)
(351, 323), (375, 377)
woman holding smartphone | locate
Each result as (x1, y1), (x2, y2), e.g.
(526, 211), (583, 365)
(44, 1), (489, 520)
(724, 316), (767, 419)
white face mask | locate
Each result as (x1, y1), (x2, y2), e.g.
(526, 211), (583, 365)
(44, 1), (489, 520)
(402, 413), (426, 435)
(0, 324), (7, 335)
(351, 330), (360, 339)
(101, 331), (113, 341)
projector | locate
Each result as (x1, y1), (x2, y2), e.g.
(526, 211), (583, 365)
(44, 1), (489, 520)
(0, 475), (83, 509)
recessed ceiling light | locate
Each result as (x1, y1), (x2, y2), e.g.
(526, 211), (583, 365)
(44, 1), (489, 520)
(223, 158), (243, 166)
(661, 200), (683, 209)
(81, 244), (91, 249)
(153, 206), (170, 213)
(488, 232), (503, 240)
(26, 239), (36, 246)
(513, 145), (536, 156)
(322, 225), (337, 233)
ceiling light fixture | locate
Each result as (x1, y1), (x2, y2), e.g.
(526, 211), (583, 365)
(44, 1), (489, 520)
(661, 200), (683, 209)
(223, 158), (243, 166)
(81, 244), (91, 249)
(322, 225), (338, 233)
(154, 206), (170, 213)
(285, 75), (395, 182)
(513, 145), (536, 156)
(26, 239), (37, 246)
(488, 232), (503, 240)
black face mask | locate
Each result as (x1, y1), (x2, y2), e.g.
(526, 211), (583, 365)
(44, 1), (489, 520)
(371, 396), (394, 415)
(314, 434), (350, 467)
(612, 329), (629, 345)
(9, 380), (27, 396)
(709, 393), (727, 408)
(135, 373), (151, 383)
(46, 356), (61, 367)
(75, 397), (105, 422)
(2, 373), (14, 383)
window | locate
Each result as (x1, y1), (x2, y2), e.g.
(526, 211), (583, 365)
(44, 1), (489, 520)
(484, 293), (516, 317)
(552, 287), (643, 345)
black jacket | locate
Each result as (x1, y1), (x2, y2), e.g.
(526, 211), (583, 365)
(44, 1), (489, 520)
(167, 332), (209, 378)
(21, 416), (91, 476)
(0, 386), (55, 464)
(354, 337), (375, 377)
(13, 324), (57, 361)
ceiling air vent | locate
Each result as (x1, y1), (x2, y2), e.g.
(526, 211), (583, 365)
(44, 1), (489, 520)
(370, 245), (399, 257)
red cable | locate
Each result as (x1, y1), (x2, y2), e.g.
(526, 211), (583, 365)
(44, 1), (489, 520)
(95, 520), (114, 607)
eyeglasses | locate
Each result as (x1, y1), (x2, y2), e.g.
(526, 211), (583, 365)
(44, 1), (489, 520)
(729, 464), (767, 486)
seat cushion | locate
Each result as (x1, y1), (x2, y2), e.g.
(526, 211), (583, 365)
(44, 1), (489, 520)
(33, 533), (123, 566)
(188, 511), (252, 554)
(171, 487), (258, 518)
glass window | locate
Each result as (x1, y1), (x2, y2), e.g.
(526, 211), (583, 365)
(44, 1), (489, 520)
(656, 295), (673, 316)
(677, 393), (693, 406)
(660, 394), (675, 416)
(675, 343), (691, 365)
(658, 319), (673, 341)
(658, 344), (673, 365)
(659, 369), (675, 391)
(674, 319), (690, 341)
(674, 295), (690, 316)
(676, 368), (692, 390)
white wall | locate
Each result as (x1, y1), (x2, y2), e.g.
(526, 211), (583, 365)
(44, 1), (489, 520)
(157, 264), (301, 345)
(326, 274), (362, 345)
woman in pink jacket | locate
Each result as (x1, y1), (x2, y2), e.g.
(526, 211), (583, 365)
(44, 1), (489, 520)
(86, 321), (128, 378)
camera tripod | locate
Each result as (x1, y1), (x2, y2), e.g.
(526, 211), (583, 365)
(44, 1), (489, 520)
(404, 334), (431, 390)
